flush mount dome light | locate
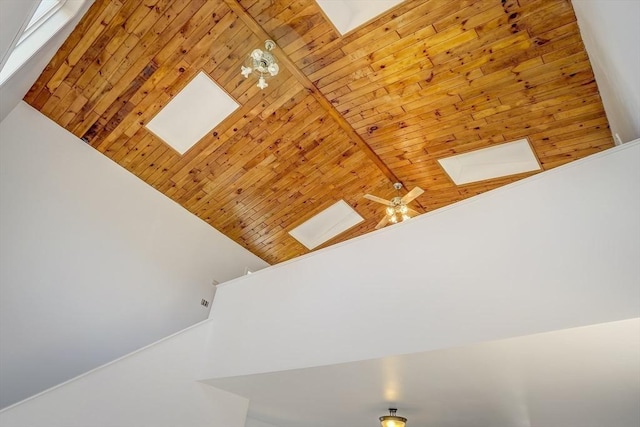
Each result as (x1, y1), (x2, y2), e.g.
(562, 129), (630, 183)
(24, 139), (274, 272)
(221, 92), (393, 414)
(380, 408), (407, 427)
(240, 39), (279, 89)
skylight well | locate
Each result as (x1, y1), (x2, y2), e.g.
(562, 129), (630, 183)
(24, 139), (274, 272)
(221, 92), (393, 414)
(289, 200), (364, 250)
(438, 139), (541, 185)
(316, 0), (404, 35)
(0, 0), (87, 86)
(20, 0), (65, 44)
(145, 71), (239, 155)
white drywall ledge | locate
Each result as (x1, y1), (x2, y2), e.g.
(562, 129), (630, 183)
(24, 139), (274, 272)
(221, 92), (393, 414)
(203, 140), (640, 379)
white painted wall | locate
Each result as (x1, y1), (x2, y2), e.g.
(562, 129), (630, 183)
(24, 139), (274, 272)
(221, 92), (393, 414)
(203, 141), (640, 379)
(0, 102), (268, 408)
(1, 140), (637, 427)
(0, 320), (250, 427)
(572, 0), (640, 143)
(245, 417), (283, 427)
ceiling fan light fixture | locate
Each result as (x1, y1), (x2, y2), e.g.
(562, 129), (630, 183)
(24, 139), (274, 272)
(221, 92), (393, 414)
(380, 408), (407, 427)
(364, 182), (424, 229)
(241, 40), (279, 89)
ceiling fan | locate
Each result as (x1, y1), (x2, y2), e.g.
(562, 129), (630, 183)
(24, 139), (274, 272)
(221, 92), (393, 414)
(364, 182), (424, 229)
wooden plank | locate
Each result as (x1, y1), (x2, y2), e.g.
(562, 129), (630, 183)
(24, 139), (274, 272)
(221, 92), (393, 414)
(24, 0), (113, 104)
(25, 0), (612, 264)
(224, 0), (401, 186)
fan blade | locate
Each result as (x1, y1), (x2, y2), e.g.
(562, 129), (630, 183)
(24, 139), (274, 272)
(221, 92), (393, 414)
(375, 215), (390, 229)
(401, 186), (424, 204)
(364, 194), (392, 206)
(406, 208), (420, 217)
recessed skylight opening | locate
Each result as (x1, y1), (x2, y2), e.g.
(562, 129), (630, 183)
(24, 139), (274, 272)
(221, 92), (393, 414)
(145, 71), (239, 155)
(438, 139), (541, 185)
(19, 0), (66, 44)
(316, 0), (404, 35)
(0, 0), (87, 86)
(289, 200), (364, 250)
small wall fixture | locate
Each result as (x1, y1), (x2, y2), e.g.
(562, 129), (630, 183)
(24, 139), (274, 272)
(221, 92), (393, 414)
(380, 408), (407, 427)
(241, 40), (279, 89)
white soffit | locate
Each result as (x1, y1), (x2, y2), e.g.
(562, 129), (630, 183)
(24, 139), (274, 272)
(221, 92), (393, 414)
(289, 200), (364, 250)
(316, 0), (404, 35)
(206, 319), (640, 427)
(145, 71), (238, 155)
(438, 139), (541, 185)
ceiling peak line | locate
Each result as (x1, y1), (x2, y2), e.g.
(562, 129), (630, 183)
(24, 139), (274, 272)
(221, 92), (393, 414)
(222, 0), (404, 189)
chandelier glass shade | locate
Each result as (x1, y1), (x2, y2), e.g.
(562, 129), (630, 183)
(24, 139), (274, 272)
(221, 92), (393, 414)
(241, 40), (279, 89)
(380, 408), (407, 427)
(386, 197), (410, 224)
(386, 184), (412, 223)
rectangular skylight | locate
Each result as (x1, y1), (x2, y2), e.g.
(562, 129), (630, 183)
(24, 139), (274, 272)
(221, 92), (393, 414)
(316, 0), (404, 35)
(145, 71), (239, 155)
(289, 200), (364, 250)
(438, 139), (541, 185)
(19, 0), (64, 44)
(0, 0), (82, 86)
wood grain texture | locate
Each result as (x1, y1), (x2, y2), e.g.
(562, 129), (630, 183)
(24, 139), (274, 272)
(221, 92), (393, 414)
(26, 0), (613, 264)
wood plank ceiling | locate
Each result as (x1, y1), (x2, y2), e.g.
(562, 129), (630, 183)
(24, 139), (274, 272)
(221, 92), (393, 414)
(26, 0), (613, 264)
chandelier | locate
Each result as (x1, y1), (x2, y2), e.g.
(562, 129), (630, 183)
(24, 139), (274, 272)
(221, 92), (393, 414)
(241, 40), (279, 89)
(380, 408), (407, 427)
